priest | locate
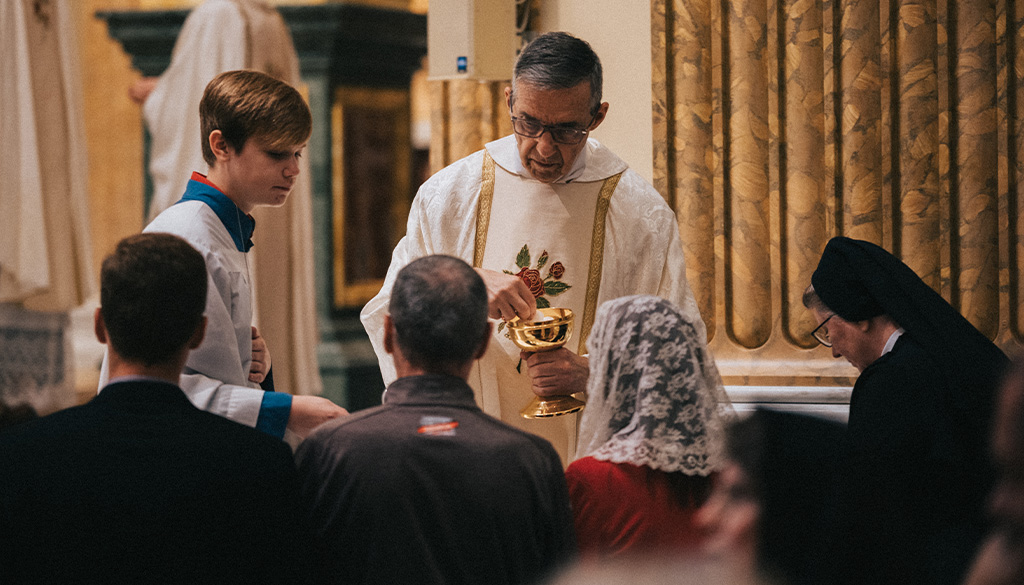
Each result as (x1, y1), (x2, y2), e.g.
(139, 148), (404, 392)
(360, 32), (710, 463)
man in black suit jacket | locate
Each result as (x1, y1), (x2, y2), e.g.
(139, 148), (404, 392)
(0, 233), (310, 584)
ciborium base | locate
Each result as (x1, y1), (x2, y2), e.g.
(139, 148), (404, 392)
(520, 395), (586, 419)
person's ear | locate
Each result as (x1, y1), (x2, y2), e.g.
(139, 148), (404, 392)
(383, 315), (395, 355)
(588, 102), (610, 131)
(208, 129), (233, 163)
(504, 86), (513, 113)
(474, 322), (492, 360)
(187, 316), (207, 350)
(94, 307), (108, 345)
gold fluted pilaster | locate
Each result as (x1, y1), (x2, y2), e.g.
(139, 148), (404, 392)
(429, 80), (449, 175)
(654, 0), (718, 339)
(838, 0), (883, 243)
(898, 0), (941, 288)
(477, 82), (510, 145)
(652, 0), (672, 200)
(725, 0), (772, 349)
(449, 79), (486, 162)
(782, 0), (827, 347)
(1015, 0), (1024, 340)
(955, 0), (1000, 338)
(651, 0), (1023, 385)
(429, 79), (510, 174)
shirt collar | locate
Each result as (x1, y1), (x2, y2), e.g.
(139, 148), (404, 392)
(96, 379), (190, 405)
(107, 374), (177, 386)
(881, 328), (905, 357)
(176, 172), (255, 252)
(383, 374), (479, 409)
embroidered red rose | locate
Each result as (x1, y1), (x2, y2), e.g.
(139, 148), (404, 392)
(502, 244), (572, 312)
(516, 267), (545, 298)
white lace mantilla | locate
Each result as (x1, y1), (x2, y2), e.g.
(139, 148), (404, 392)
(576, 295), (733, 475)
(0, 303), (73, 414)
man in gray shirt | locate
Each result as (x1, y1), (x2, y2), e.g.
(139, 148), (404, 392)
(296, 255), (576, 585)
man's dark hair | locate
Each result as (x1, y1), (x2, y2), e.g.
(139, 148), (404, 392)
(511, 31), (603, 115)
(100, 233), (207, 366)
(389, 255), (488, 372)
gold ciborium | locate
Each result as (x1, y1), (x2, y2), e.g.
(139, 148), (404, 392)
(507, 307), (586, 419)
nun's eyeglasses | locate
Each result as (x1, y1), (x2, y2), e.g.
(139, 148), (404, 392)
(812, 314), (835, 347)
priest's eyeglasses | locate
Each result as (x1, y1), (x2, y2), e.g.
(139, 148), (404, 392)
(510, 116), (594, 145)
(811, 314), (835, 347)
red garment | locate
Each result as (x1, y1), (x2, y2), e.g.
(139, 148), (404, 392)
(565, 456), (711, 557)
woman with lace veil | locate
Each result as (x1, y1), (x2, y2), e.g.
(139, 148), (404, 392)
(567, 295), (734, 556)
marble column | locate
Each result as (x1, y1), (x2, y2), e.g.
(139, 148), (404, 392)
(651, 0), (1022, 404)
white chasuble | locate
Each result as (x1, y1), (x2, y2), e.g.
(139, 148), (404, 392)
(361, 135), (711, 467)
(469, 153), (621, 463)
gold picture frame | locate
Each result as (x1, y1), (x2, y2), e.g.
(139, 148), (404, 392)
(331, 86), (412, 308)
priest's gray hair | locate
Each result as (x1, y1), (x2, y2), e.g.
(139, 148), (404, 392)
(511, 31), (603, 115)
(389, 255), (488, 371)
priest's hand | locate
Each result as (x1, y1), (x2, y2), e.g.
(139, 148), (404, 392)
(249, 326), (272, 384)
(474, 267), (537, 321)
(287, 396), (349, 439)
(522, 349), (589, 397)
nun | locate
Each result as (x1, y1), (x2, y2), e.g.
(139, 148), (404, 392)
(804, 236), (1009, 585)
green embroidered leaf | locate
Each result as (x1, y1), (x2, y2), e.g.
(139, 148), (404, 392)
(536, 297), (551, 309)
(536, 250), (549, 270)
(544, 281), (571, 296)
(516, 245), (530, 268)
(503, 270), (514, 275)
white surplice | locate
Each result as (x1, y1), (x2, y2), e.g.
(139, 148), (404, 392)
(360, 135), (707, 464)
(140, 0), (320, 397)
(143, 200), (265, 427)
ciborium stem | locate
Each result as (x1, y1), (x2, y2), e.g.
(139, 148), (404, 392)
(506, 308), (586, 419)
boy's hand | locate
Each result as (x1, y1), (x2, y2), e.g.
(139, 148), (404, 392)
(249, 326), (272, 383)
(287, 396), (348, 439)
